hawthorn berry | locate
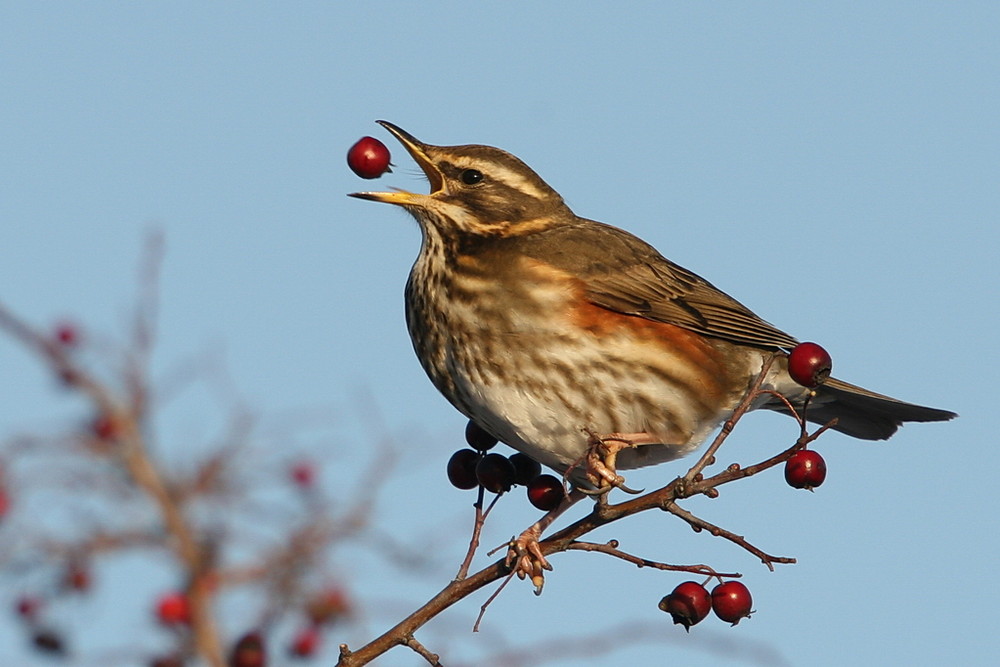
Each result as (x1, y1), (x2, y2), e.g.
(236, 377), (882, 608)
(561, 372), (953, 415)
(712, 581), (753, 624)
(92, 413), (119, 441)
(54, 322), (79, 346)
(508, 452), (542, 486)
(784, 449), (827, 490)
(64, 560), (91, 592)
(32, 629), (65, 655)
(465, 420), (498, 451)
(788, 342), (832, 388)
(289, 625), (321, 658)
(305, 587), (351, 626)
(447, 449), (481, 490)
(149, 654), (185, 667)
(229, 631), (266, 667)
(659, 581), (711, 631)
(16, 595), (42, 620)
(347, 136), (391, 179)
(155, 592), (190, 626)
(526, 474), (565, 511)
(290, 461), (316, 489)
(476, 453), (516, 494)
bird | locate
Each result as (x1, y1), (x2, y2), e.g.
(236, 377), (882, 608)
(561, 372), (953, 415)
(350, 120), (955, 491)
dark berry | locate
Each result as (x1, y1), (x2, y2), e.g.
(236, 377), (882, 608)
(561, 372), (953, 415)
(347, 136), (391, 179)
(508, 453), (542, 486)
(32, 628), (65, 655)
(788, 342), (832, 388)
(465, 420), (498, 451)
(711, 581), (753, 624)
(659, 581), (712, 631)
(229, 631), (266, 667)
(784, 449), (827, 490)
(526, 474), (565, 511)
(475, 453), (516, 494)
(447, 449), (481, 490)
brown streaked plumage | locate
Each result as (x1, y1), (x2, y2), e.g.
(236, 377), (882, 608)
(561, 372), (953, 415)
(350, 121), (955, 482)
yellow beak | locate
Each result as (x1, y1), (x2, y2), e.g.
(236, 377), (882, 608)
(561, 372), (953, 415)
(348, 121), (443, 205)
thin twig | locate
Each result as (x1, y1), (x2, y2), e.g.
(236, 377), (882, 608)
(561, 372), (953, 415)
(566, 540), (741, 578)
(683, 354), (777, 484)
(473, 572), (516, 633)
(404, 635), (443, 666)
(660, 501), (795, 571)
(455, 486), (488, 581)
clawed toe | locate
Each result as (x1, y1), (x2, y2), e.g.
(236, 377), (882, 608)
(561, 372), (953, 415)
(506, 528), (552, 594)
(577, 431), (648, 495)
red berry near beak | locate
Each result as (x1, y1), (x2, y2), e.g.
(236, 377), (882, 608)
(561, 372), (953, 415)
(347, 136), (392, 179)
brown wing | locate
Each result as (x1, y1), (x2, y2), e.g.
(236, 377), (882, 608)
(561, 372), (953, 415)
(517, 218), (799, 350)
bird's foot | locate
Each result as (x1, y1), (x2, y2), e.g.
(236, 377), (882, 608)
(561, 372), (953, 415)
(578, 431), (650, 495)
(503, 487), (582, 594)
(505, 523), (552, 595)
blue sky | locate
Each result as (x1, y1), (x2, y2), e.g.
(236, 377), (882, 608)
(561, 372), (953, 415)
(2, 3), (997, 665)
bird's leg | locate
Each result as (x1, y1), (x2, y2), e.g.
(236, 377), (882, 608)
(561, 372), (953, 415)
(505, 487), (584, 595)
(578, 430), (654, 495)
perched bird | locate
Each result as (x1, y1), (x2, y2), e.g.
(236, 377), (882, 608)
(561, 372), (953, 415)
(350, 121), (955, 488)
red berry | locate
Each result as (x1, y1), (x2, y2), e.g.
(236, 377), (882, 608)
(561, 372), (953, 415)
(475, 453), (516, 494)
(155, 592), (190, 626)
(305, 587), (351, 626)
(465, 420), (498, 451)
(787, 342), (832, 388)
(64, 561), (91, 592)
(0, 488), (10, 519)
(16, 595), (42, 620)
(659, 581), (712, 631)
(92, 413), (119, 441)
(150, 653), (185, 667)
(447, 449), (481, 490)
(290, 461), (316, 489)
(712, 581), (753, 624)
(347, 136), (391, 179)
(508, 453), (542, 486)
(54, 322), (79, 346)
(526, 474), (565, 511)
(784, 449), (827, 490)
(289, 625), (321, 658)
(229, 631), (266, 667)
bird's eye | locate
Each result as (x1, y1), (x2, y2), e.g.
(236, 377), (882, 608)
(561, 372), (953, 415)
(460, 169), (484, 185)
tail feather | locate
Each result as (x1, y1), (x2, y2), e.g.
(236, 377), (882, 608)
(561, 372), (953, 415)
(770, 377), (957, 440)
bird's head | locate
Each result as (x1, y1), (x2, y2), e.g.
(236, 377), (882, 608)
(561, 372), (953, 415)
(350, 121), (571, 239)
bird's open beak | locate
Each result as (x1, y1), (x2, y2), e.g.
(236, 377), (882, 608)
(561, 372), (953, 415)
(348, 121), (443, 205)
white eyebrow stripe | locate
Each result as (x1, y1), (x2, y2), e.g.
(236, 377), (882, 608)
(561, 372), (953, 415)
(487, 166), (547, 199)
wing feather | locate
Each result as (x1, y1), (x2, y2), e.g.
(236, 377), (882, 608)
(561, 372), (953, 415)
(517, 219), (799, 349)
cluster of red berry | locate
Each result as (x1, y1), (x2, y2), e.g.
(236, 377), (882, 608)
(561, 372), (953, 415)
(659, 579), (753, 629)
(447, 422), (566, 511)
